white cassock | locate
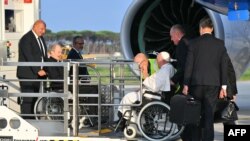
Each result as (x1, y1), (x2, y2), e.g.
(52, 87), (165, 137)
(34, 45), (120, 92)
(118, 63), (175, 118)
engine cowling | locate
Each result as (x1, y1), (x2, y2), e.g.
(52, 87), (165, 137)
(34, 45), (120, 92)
(121, 0), (250, 78)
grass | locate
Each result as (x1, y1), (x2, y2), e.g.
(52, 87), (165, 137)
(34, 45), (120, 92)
(88, 65), (140, 85)
(88, 64), (250, 83)
(240, 68), (250, 81)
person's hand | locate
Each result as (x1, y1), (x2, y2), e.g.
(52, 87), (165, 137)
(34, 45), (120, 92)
(182, 85), (189, 95)
(38, 69), (47, 77)
(231, 95), (236, 102)
(141, 66), (149, 78)
(219, 88), (227, 99)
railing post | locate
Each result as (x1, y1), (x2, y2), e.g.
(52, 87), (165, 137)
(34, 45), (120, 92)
(64, 62), (70, 136)
(72, 63), (79, 136)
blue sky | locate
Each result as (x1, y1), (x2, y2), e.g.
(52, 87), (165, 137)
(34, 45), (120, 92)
(41, 0), (133, 33)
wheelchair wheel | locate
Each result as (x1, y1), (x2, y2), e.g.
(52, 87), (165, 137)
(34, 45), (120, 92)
(34, 97), (48, 120)
(124, 125), (137, 139)
(45, 97), (64, 120)
(34, 97), (64, 120)
(137, 101), (175, 141)
(168, 124), (185, 140)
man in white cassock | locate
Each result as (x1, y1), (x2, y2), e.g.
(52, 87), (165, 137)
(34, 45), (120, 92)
(118, 51), (175, 118)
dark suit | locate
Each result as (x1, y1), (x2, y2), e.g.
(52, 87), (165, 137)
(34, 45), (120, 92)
(224, 54), (238, 125)
(17, 30), (48, 118)
(67, 48), (89, 80)
(46, 57), (64, 91)
(171, 36), (189, 93)
(183, 34), (227, 141)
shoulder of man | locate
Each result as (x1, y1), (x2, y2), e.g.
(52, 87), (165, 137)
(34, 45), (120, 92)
(181, 36), (190, 46)
(19, 30), (35, 46)
(213, 37), (226, 51)
(185, 37), (199, 49)
(67, 49), (78, 59)
(20, 30), (32, 39)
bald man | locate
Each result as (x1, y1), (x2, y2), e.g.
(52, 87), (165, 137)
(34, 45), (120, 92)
(133, 53), (150, 79)
(17, 20), (48, 119)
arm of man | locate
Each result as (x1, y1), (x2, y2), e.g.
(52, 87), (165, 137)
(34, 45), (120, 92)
(19, 35), (42, 76)
(220, 50), (228, 98)
(172, 40), (188, 84)
(183, 43), (195, 95)
(171, 68), (183, 85)
(143, 65), (171, 92)
(224, 53), (238, 100)
(228, 55), (238, 95)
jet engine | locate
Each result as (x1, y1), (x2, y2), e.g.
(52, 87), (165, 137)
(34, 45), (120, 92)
(121, 0), (250, 78)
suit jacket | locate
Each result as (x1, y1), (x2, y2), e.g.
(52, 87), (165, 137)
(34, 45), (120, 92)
(67, 48), (89, 79)
(183, 34), (228, 86)
(171, 36), (189, 85)
(226, 54), (238, 98)
(46, 57), (64, 90)
(17, 30), (48, 79)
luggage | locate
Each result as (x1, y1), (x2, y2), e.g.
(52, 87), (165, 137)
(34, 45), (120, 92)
(169, 94), (201, 125)
(214, 98), (239, 123)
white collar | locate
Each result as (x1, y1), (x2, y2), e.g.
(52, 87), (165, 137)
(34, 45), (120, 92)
(32, 30), (39, 39)
(72, 47), (80, 53)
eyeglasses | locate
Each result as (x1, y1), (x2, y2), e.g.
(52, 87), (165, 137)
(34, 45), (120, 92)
(76, 42), (84, 45)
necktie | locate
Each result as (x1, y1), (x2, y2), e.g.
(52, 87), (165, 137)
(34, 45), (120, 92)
(78, 52), (83, 59)
(38, 37), (45, 57)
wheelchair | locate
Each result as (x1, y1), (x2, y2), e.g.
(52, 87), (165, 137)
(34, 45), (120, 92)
(33, 85), (112, 128)
(34, 94), (96, 128)
(120, 91), (185, 141)
(34, 91), (64, 120)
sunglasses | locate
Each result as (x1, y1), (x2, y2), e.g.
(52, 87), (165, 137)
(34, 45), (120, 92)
(76, 42), (84, 45)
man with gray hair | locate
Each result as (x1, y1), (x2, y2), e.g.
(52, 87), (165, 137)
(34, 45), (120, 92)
(170, 24), (189, 94)
(115, 51), (175, 130)
(46, 43), (63, 91)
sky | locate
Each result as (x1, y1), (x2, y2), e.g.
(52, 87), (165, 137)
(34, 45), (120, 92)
(41, 0), (133, 33)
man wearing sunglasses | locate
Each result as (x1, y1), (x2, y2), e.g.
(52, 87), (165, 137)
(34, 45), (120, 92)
(67, 36), (89, 81)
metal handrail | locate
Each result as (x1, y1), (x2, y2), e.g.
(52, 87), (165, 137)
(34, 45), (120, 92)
(0, 59), (142, 137)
